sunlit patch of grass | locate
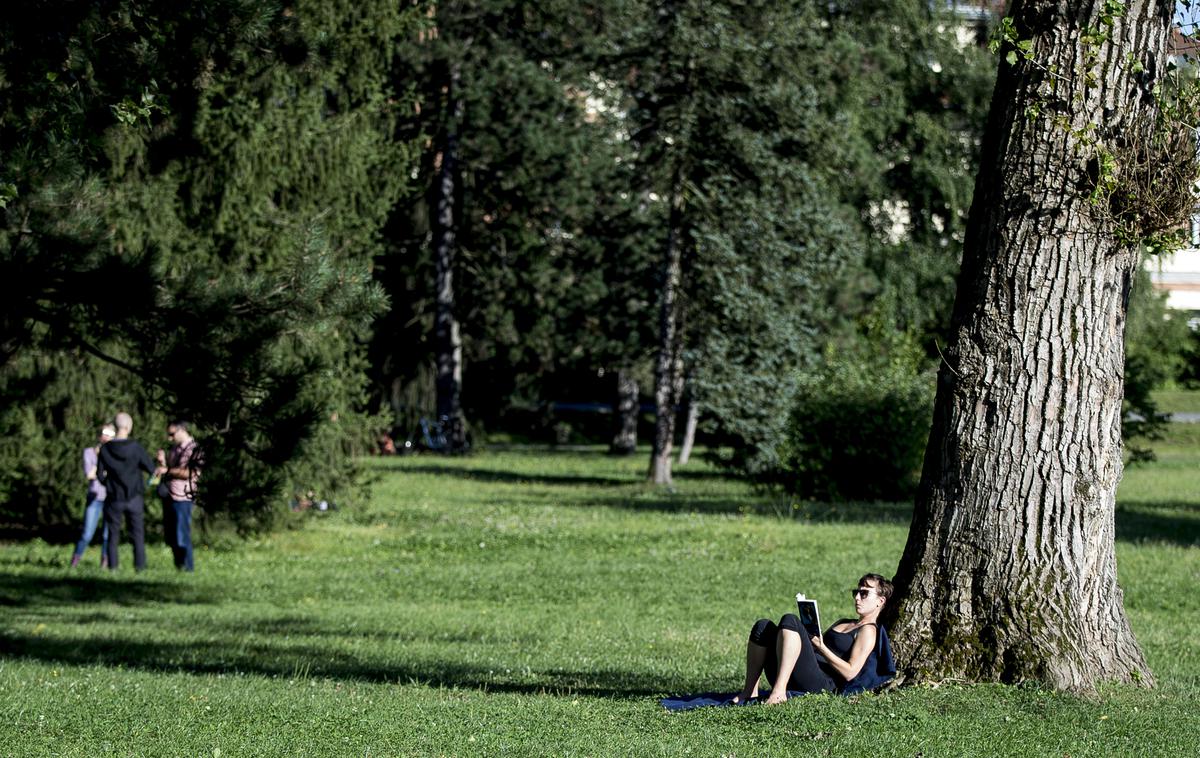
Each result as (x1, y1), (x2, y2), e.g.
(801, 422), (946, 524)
(1151, 389), (1200, 415)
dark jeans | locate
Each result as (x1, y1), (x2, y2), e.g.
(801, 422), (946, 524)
(104, 497), (146, 571)
(167, 499), (194, 571)
(161, 495), (177, 550)
(750, 614), (836, 694)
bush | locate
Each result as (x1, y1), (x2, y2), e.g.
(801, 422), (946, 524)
(1123, 267), (1193, 461)
(779, 337), (935, 502)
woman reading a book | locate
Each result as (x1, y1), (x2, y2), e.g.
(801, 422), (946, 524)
(733, 573), (895, 704)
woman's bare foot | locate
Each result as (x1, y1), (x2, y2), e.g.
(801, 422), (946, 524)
(731, 688), (758, 704)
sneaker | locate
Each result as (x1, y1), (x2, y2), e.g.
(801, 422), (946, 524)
(100, 555), (108, 569)
(69, 554), (80, 568)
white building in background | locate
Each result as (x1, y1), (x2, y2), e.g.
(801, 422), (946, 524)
(1150, 249), (1200, 327)
(1155, 28), (1200, 328)
(939, 0), (1006, 23)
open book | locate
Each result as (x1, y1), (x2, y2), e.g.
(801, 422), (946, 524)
(795, 593), (822, 638)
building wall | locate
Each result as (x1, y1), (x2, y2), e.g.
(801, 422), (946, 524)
(1149, 248), (1200, 324)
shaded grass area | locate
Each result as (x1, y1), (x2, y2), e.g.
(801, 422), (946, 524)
(1, 435), (1197, 756)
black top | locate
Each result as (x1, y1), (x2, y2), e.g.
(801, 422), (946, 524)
(97, 438), (155, 503)
(823, 621), (876, 665)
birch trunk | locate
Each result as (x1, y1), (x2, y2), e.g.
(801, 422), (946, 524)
(889, 0), (1170, 692)
(677, 396), (698, 465)
(610, 369), (639, 455)
(433, 63), (468, 453)
(649, 200), (685, 485)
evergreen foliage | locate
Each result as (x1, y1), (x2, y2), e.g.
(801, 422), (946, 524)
(602, 0), (995, 479)
(4, 0), (1191, 534)
(602, 0), (865, 479)
(0, 0), (423, 530)
(372, 1), (634, 435)
(818, 0), (995, 345)
(1180, 326), (1200, 389)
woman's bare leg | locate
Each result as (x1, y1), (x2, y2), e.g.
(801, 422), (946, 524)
(764, 627), (802, 704)
(735, 641), (768, 702)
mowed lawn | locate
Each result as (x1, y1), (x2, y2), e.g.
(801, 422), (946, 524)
(0, 429), (1197, 756)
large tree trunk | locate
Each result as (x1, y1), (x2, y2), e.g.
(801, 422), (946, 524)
(433, 63), (468, 453)
(649, 199), (686, 485)
(609, 369), (639, 455)
(889, 0), (1172, 692)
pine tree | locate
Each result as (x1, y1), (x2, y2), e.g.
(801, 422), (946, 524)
(374, 1), (637, 442)
(599, 0), (862, 484)
(0, 1), (424, 529)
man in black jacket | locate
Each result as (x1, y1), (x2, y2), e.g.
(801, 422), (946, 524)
(97, 412), (155, 571)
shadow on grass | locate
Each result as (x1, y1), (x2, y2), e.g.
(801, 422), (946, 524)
(576, 491), (917, 523)
(574, 492), (1199, 543)
(0, 631), (672, 698)
(670, 467), (729, 482)
(384, 463), (634, 488)
(0, 523), (79, 545)
(0, 572), (213, 608)
(1115, 501), (1199, 547)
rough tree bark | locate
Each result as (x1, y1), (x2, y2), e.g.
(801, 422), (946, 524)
(609, 369), (639, 455)
(433, 62), (468, 453)
(888, 0), (1173, 692)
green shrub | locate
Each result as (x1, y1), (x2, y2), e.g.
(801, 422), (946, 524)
(779, 337), (935, 501)
(1123, 267), (1193, 461)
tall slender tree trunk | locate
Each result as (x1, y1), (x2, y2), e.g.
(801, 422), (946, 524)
(609, 369), (639, 455)
(433, 62), (468, 453)
(888, 0), (1172, 692)
(649, 197), (686, 485)
(678, 392), (698, 465)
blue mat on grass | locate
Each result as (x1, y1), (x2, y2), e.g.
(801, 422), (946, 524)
(659, 691), (805, 711)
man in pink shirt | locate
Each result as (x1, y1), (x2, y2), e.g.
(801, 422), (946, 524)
(155, 420), (201, 571)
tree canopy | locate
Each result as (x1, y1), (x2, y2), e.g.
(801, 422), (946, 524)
(1, 0), (424, 529)
(4, 0), (1196, 596)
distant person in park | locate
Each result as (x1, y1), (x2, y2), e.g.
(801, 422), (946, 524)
(376, 431), (396, 456)
(69, 423), (116, 568)
(97, 412), (156, 571)
(155, 420), (201, 572)
(734, 573), (896, 704)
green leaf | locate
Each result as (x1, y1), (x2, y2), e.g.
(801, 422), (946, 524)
(0, 182), (17, 208)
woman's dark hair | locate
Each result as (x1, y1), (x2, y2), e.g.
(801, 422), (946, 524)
(859, 573), (894, 601)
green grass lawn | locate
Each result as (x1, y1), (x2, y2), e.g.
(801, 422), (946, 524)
(1151, 388), (1200, 415)
(1, 430), (1197, 756)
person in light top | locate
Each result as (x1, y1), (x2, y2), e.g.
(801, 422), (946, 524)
(69, 424), (116, 568)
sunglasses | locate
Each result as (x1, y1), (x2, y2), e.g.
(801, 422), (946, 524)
(851, 588), (875, 600)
